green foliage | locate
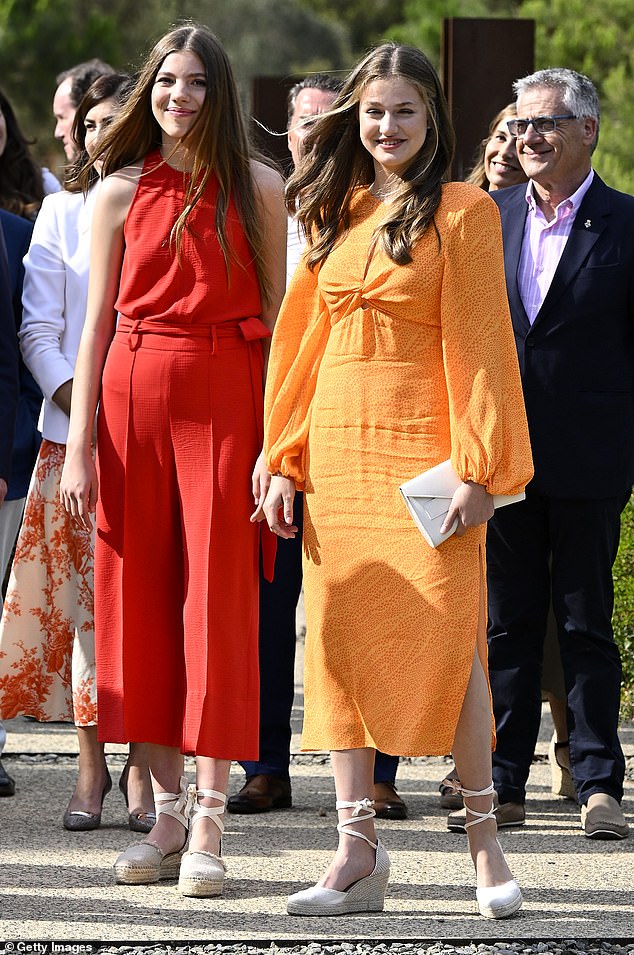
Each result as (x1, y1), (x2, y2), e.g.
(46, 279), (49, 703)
(388, 0), (491, 65)
(612, 497), (634, 718)
(518, 0), (634, 195)
(175, 0), (351, 90)
(0, 0), (174, 167)
(296, 0), (406, 52)
(0, 0), (352, 168)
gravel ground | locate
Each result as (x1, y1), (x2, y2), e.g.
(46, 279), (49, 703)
(89, 941), (634, 954)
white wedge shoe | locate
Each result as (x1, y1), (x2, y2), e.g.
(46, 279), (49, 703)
(287, 797), (390, 916)
(113, 776), (195, 885)
(445, 779), (522, 920)
(178, 788), (227, 897)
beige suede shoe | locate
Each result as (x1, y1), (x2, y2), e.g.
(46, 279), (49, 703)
(178, 788), (227, 897)
(581, 793), (629, 840)
(114, 776), (194, 885)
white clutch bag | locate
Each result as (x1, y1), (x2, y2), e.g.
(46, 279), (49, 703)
(399, 459), (525, 548)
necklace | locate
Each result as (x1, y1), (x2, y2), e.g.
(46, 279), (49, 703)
(369, 180), (399, 203)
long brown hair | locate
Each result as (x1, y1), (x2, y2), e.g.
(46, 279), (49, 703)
(465, 103), (518, 189)
(0, 89), (45, 219)
(93, 23), (274, 301)
(288, 43), (455, 267)
(66, 73), (131, 194)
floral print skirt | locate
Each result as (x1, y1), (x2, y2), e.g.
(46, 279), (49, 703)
(0, 440), (96, 725)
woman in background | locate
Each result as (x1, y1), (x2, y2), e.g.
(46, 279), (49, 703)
(465, 103), (526, 191)
(0, 89), (59, 219)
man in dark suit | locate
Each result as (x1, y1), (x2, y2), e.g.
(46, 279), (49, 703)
(486, 68), (633, 839)
(0, 228), (19, 796)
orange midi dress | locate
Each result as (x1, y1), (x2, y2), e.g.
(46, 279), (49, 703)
(95, 151), (270, 759)
(264, 183), (534, 756)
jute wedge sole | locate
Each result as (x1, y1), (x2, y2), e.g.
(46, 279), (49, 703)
(114, 843), (183, 884)
(178, 850), (226, 897)
(287, 797), (390, 917)
(113, 776), (194, 885)
(476, 879), (523, 919)
(287, 841), (390, 916)
(177, 788), (227, 897)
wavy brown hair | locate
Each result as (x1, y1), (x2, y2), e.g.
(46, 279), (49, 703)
(465, 103), (518, 189)
(0, 89), (45, 219)
(93, 23), (274, 301)
(287, 43), (455, 268)
(66, 73), (131, 194)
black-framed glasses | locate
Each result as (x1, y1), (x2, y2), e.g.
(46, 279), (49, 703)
(507, 114), (576, 136)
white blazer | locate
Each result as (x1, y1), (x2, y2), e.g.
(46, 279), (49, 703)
(20, 185), (97, 444)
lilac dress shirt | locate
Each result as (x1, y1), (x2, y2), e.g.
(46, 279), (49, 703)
(517, 169), (594, 323)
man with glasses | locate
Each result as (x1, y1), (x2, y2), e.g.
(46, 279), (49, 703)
(483, 68), (633, 840)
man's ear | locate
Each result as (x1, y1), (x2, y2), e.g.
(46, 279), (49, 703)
(582, 116), (598, 146)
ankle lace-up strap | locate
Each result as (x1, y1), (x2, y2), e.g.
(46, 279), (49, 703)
(191, 788), (226, 836)
(335, 797), (377, 848)
(441, 778), (496, 830)
(155, 776), (196, 831)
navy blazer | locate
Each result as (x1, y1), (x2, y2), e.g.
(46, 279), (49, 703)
(491, 174), (634, 499)
(0, 229), (18, 486)
(0, 209), (42, 500)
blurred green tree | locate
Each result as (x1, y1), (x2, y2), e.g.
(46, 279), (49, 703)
(0, 0), (350, 167)
(296, 0), (406, 52)
(518, 0), (634, 195)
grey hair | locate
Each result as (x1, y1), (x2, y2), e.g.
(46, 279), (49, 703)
(514, 68), (600, 149)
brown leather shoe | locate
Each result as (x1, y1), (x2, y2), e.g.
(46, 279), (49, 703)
(439, 767), (463, 810)
(373, 781), (408, 820)
(226, 774), (292, 814)
(447, 797), (525, 832)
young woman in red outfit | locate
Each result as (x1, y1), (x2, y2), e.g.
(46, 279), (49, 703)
(60, 24), (286, 897)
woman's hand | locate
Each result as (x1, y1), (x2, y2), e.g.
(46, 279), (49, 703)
(441, 481), (494, 537)
(60, 445), (98, 531)
(250, 450), (272, 522)
(262, 474), (298, 539)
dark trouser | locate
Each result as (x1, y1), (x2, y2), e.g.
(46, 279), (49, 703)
(241, 493), (304, 780)
(241, 492), (400, 786)
(486, 490), (627, 807)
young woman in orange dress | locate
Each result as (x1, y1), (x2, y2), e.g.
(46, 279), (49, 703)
(61, 24), (286, 897)
(260, 44), (533, 919)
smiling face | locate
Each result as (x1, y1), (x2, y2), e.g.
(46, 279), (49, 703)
(515, 86), (596, 197)
(358, 76), (428, 183)
(83, 96), (117, 170)
(484, 120), (525, 190)
(151, 50), (207, 151)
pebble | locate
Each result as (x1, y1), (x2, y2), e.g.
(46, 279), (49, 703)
(91, 942), (634, 955)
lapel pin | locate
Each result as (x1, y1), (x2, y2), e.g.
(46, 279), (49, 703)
(584, 219), (592, 228)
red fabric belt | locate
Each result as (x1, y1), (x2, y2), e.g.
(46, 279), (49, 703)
(116, 315), (271, 352)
